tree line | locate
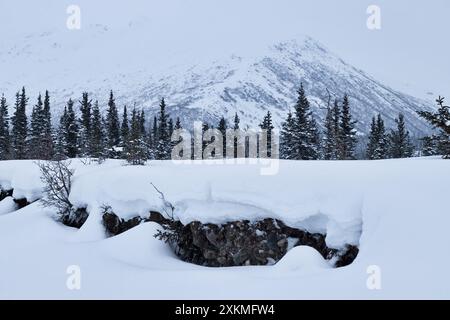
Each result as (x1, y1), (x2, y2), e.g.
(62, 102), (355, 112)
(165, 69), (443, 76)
(0, 85), (448, 164)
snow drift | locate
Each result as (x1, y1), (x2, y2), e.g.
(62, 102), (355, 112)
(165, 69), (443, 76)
(0, 158), (449, 299)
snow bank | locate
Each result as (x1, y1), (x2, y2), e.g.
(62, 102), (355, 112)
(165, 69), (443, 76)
(68, 160), (365, 249)
(1, 158), (450, 299)
(0, 197), (17, 215)
(274, 246), (331, 272)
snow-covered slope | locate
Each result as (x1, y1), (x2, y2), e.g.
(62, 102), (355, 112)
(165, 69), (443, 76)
(0, 20), (435, 137)
(0, 158), (449, 299)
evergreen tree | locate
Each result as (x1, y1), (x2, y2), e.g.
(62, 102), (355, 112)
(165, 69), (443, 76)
(420, 135), (439, 156)
(233, 112), (240, 158)
(121, 105), (129, 145)
(139, 109), (146, 138)
(366, 114), (389, 160)
(55, 107), (68, 160)
(0, 95), (10, 159)
(168, 118), (174, 139)
(41, 90), (54, 160)
(202, 122), (211, 158)
(65, 99), (79, 158)
(217, 116), (227, 158)
(366, 116), (378, 160)
(389, 113), (414, 158)
(338, 94), (357, 160)
(332, 99), (341, 159)
(323, 105), (336, 160)
(11, 88), (28, 159)
(291, 84), (320, 160)
(89, 101), (106, 160)
(156, 98), (170, 160)
(417, 96), (450, 158)
(29, 93), (44, 158)
(125, 108), (147, 165)
(280, 111), (295, 159)
(374, 114), (389, 159)
(78, 92), (92, 156)
(148, 116), (158, 159)
(259, 111), (274, 158)
(106, 90), (120, 153)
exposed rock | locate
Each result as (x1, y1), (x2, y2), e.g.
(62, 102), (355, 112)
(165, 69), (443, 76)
(61, 207), (89, 229)
(102, 211), (143, 236)
(13, 198), (31, 209)
(154, 216), (359, 268)
(0, 188), (13, 202)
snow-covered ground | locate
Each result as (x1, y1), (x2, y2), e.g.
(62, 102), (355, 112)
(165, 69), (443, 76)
(0, 158), (449, 299)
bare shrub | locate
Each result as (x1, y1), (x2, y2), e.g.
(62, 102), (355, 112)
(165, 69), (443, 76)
(37, 160), (74, 219)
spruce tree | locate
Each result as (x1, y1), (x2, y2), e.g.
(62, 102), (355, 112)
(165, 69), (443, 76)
(11, 88), (28, 159)
(366, 114), (389, 160)
(259, 111), (274, 158)
(41, 90), (54, 160)
(217, 116), (227, 158)
(65, 99), (79, 158)
(0, 95), (10, 159)
(374, 114), (389, 159)
(121, 105), (129, 144)
(389, 113), (414, 158)
(417, 96), (450, 158)
(29, 93), (44, 158)
(323, 105), (336, 160)
(139, 109), (146, 138)
(332, 99), (341, 159)
(125, 108), (147, 165)
(338, 94), (357, 160)
(89, 101), (106, 160)
(420, 136), (439, 156)
(292, 84), (320, 160)
(55, 107), (68, 160)
(280, 111), (295, 159)
(168, 118), (174, 139)
(78, 92), (92, 156)
(233, 112), (240, 158)
(366, 116), (378, 160)
(106, 90), (120, 153)
(156, 98), (170, 160)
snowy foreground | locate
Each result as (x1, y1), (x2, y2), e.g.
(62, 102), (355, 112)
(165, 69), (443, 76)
(0, 158), (449, 299)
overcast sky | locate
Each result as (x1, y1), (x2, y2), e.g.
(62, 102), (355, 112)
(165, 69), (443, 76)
(1, 0), (449, 100)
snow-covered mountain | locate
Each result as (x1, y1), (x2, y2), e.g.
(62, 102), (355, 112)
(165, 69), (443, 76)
(0, 22), (435, 137)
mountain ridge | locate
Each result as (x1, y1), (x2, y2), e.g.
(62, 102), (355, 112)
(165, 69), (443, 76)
(0, 27), (434, 137)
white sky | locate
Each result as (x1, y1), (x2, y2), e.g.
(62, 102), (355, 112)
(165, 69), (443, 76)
(1, 0), (449, 101)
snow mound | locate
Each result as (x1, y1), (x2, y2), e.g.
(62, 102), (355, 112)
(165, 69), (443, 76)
(0, 197), (17, 215)
(274, 246), (331, 272)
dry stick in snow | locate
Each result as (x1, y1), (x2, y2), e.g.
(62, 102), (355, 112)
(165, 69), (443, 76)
(150, 182), (175, 220)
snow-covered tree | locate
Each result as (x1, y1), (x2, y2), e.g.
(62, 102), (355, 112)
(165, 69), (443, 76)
(338, 94), (357, 160)
(418, 96), (450, 158)
(66, 99), (79, 158)
(125, 108), (147, 165)
(41, 90), (54, 160)
(280, 111), (295, 159)
(106, 90), (120, 155)
(155, 98), (171, 160)
(78, 92), (92, 157)
(121, 105), (130, 145)
(389, 113), (414, 158)
(366, 114), (389, 160)
(0, 94), (10, 159)
(217, 116), (227, 158)
(11, 88), (28, 159)
(89, 101), (106, 160)
(260, 111), (275, 158)
(291, 84), (320, 160)
(29, 93), (45, 158)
